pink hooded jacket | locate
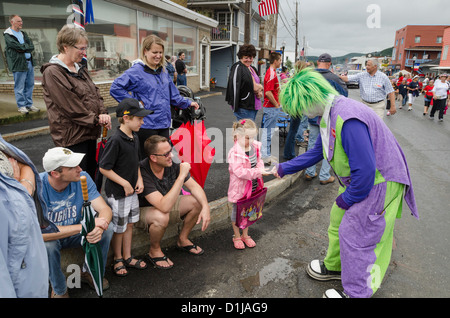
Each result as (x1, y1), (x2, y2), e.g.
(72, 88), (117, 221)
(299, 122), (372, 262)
(227, 140), (264, 203)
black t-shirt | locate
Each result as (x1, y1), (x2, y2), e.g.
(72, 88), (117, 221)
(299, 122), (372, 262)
(175, 59), (186, 74)
(138, 158), (190, 207)
(99, 127), (140, 199)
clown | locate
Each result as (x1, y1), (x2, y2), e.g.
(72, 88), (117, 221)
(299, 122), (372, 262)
(274, 68), (419, 298)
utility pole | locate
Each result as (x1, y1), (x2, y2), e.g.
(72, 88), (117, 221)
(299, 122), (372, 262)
(244, 0), (251, 44)
(294, 1), (298, 62)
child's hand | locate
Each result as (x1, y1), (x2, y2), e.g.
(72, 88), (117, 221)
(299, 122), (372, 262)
(123, 181), (134, 196)
(261, 166), (278, 176)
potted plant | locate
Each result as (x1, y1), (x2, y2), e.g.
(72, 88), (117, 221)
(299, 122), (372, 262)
(210, 77), (216, 88)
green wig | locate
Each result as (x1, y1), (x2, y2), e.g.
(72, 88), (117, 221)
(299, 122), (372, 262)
(279, 67), (338, 118)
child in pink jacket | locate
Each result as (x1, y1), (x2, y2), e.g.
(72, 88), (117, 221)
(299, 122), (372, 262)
(227, 119), (265, 249)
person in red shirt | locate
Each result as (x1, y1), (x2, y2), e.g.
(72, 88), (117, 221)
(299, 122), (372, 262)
(422, 79), (434, 116)
(261, 51), (282, 165)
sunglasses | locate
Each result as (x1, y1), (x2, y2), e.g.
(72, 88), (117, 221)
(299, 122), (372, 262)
(151, 148), (173, 158)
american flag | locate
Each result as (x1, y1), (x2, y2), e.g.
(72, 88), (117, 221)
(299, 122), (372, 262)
(258, 0), (278, 17)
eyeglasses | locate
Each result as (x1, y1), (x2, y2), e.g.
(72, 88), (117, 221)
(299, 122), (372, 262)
(151, 148), (173, 158)
(73, 45), (88, 52)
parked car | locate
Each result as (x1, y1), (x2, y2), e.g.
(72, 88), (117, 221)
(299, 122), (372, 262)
(345, 70), (362, 88)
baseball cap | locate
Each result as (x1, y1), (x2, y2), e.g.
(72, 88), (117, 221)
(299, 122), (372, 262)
(318, 53), (332, 63)
(116, 98), (153, 117)
(42, 147), (85, 172)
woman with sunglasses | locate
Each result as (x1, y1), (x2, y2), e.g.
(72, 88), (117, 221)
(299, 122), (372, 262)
(41, 24), (111, 180)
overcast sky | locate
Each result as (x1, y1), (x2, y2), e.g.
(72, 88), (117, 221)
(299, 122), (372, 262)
(277, 0), (449, 59)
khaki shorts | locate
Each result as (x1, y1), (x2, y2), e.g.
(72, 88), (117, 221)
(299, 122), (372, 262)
(168, 195), (183, 224)
(143, 195), (183, 226)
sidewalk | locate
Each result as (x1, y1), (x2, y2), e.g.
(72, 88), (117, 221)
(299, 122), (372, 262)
(0, 93), (48, 125)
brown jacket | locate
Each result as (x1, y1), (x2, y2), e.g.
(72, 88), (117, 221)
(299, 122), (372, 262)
(41, 61), (107, 147)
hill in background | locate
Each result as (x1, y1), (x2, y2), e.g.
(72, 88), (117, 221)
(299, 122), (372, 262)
(306, 47), (393, 65)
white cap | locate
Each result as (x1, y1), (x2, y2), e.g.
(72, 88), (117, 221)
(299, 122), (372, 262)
(42, 147), (85, 172)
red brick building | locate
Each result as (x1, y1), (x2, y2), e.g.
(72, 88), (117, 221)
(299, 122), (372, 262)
(391, 25), (449, 75)
(437, 26), (450, 71)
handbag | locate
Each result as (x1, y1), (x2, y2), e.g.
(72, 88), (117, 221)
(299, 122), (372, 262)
(235, 178), (267, 229)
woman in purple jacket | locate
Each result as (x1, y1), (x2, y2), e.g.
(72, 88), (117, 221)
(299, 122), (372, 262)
(110, 35), (198, 158)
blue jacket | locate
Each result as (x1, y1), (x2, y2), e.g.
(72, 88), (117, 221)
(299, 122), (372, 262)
(110, 60), (191, 130)
(0, 134), (52, 297)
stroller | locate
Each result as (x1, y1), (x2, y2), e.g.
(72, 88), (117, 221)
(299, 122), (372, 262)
(170, 85), (206, 130)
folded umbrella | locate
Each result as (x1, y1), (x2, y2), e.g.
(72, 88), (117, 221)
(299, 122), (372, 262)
(80, 175), (104, 297)
(95, 126), (108, 192)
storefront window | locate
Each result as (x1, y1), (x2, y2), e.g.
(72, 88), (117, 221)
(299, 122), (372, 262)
(83, 0), (137, 81)
(174, 22), (197, 74)
(0, 0), (68, 82)
(138, 12), (173, 58)
(1, 0), (199, 82)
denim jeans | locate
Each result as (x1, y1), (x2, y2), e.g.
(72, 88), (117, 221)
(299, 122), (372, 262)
(305, 124), (331, 181)
(283, 116), (301, 159)
(13, 60), (34, 108)
(295, 116), (309, 142)
(261, 107), (280, 158)
(177, 73), (187, 86)
(44, 223), (113, 295)
(233, 107), (258, 121)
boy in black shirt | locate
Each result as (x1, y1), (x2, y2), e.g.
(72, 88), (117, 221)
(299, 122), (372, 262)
(99, 98), (152, 276)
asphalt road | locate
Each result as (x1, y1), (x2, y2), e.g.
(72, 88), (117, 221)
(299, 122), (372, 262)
(2, 87), (449, 303)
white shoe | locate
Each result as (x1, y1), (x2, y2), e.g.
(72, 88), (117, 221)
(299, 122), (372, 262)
(18, 107), (29, 114)
(386, 111), (390, 116)
(408, 106), (412, 111)
(323, 288), (349, 298)
(27, 105), (40, 112)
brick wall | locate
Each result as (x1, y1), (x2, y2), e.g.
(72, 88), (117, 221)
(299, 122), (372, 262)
(0, 81), (118, 107)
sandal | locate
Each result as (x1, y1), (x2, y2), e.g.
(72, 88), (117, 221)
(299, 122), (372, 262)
(241, 235), (256, 248)
(177, 244), (204, 256)
(124, 256), (148, 270)
(145, 253), (173, 270)
(112, 258), (128, 277)
(233, 237), (245, 250)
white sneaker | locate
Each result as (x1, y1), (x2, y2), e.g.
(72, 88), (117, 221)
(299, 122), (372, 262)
(18, 107), (29, 114)
(27, 105), (40, 112)
(323, 288), (349, 298)
(408, 107), (412, 111)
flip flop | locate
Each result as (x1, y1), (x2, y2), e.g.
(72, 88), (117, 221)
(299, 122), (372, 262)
(177, 244), (204, 256)
(145, 254), (173, 270)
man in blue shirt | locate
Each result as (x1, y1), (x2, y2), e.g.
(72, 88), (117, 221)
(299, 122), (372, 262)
(40, 147), (113, 298)
(341, 59), (396, 119)
(3, 15), (39, 114)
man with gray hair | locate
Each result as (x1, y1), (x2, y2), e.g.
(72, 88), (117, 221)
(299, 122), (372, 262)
(3, 15), (39, 114)
(341, 59), (396, 119)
